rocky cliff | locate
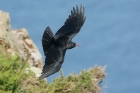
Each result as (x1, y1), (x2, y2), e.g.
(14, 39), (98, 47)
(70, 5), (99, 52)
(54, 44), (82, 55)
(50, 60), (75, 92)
(0, 10), (42, 77)
(0, 10), (106, 93)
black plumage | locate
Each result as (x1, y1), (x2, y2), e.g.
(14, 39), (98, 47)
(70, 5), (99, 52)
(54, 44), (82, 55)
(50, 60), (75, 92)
(39, 5), (86, 80)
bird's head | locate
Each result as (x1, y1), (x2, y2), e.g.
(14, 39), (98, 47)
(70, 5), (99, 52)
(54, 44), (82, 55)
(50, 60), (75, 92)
(67, 42), (80, 49)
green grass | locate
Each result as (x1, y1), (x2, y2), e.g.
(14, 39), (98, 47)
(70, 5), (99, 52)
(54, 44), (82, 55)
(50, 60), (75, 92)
(0, 46), (28, 93)
(0, 45), (106, 93)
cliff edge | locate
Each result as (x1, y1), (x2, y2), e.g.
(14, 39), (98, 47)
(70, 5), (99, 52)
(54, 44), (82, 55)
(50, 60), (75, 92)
(0, 10), (106, 93)
(0, 10), (42, 77)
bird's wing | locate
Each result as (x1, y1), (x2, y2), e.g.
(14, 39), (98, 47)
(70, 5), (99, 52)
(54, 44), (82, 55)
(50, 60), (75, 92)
(55, 5), (86, 42)
(42, 26), (54, 54)
(39, 45), (66, 80)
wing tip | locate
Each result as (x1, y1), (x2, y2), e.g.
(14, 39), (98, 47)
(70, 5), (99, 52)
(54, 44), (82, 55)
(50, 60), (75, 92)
(39, 76), (44, 80)
(39, 72), (48, 80)
(71, 4), (85, 20)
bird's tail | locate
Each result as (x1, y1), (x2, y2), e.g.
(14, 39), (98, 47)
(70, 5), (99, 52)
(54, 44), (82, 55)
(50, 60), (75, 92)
(42, 26), (54, 53)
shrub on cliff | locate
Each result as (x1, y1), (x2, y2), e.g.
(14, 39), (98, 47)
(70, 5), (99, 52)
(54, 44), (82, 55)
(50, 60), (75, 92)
(0, 45), (106, 93)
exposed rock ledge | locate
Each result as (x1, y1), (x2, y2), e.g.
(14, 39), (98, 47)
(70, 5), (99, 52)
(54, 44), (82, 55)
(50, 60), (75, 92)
(0, 10), (42, 77)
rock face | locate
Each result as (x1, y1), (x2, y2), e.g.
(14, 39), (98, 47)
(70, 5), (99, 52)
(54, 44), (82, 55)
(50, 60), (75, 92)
(0, 10), (42, 77)
(0, 10), (11, 37)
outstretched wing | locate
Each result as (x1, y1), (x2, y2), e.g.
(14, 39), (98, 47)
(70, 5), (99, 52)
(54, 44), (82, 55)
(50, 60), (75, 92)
(39, 45), (66, 80)
(42, 26), (54, 54)
(55, 4), (86, 42)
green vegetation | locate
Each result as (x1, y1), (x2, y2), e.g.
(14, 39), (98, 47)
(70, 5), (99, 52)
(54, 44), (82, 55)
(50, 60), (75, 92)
(0, 45), (106, 93)
(0, 45), (29, 93)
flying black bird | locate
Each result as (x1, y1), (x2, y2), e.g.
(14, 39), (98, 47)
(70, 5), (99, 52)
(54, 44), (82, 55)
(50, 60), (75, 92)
(39, 5), (86, 80)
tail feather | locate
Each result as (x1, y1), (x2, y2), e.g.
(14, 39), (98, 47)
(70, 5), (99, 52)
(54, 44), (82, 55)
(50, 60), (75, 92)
(39, 62), (62, 80)
(42, 26), (54, 53)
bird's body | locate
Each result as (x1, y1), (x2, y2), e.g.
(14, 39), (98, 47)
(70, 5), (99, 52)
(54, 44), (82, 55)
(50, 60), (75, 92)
(39, 5), (86, 80)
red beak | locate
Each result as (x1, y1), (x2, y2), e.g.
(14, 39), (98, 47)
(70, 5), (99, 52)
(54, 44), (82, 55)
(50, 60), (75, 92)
(76, 44), (80, 47)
